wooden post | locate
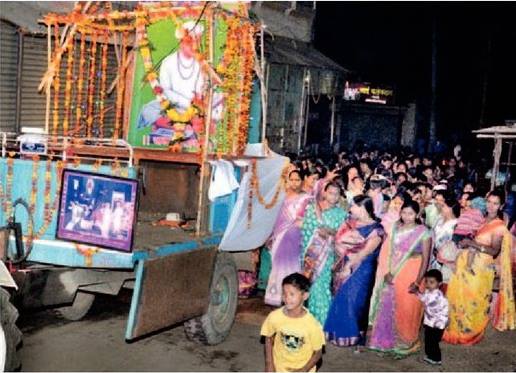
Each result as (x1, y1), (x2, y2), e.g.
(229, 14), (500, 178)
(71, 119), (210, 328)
(38, 1), (92, 93)
(492, 136), (502, 191)
(196, 10), (215, 236)
(303, 74), (310, 148)
(14, 30), (24, 134)
(44, 24), (52, 134)
(330, 96), (336, 146)
(506, 141), (513, 174)
(260, 25), (267, 143)
(297, 68), (307, 154)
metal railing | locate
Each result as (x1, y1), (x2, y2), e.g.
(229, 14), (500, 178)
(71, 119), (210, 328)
(0, 132), (134, 168)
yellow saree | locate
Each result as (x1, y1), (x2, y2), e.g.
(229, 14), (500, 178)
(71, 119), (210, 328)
(444, 219), (515, 345)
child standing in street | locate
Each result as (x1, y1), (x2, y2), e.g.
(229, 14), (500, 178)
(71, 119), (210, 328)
(416, 269), (449, 365)
(261, 273), (325, 372)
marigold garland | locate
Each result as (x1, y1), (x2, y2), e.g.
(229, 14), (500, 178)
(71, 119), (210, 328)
(62, 40), (75, 136)
(99, 32), (109, 138)
(34, 159), (66, 238)
(86, 32), (98, 138)
(246, 159), (290, 227)
(75, 33), (86, 134)
(113, 32), (128, 139)
(215, 17), (256, 156)
(75, 244), (99, 267)
(236, 23), (255, 155)
(2, 157), (15, 218)
(52, 23), (61, 136)
(92, 158), (103, 172)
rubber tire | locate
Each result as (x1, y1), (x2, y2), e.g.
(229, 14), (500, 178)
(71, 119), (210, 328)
(0, 288), (22, 372)
(184, 252), (238, 345)
(55, 291), (95, 321)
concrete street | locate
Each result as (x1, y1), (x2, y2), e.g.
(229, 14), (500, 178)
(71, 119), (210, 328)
(18, 292), (516, 372)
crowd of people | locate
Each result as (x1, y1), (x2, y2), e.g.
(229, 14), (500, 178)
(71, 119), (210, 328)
(252, 147), (516, 371)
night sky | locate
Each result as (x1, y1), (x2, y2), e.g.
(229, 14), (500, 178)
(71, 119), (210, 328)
(313, 2), (516, 140)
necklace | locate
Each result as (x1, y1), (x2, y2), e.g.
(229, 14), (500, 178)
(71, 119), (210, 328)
(177, 51), (195, 81)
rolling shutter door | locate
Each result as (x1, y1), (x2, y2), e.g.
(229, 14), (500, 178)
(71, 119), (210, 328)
(18, 34), (47, 130)
(19, 34), (120, 136)
(0, 20), (19, 132)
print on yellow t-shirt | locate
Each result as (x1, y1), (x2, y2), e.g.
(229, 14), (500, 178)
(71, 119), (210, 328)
(261, 307), (325, 372)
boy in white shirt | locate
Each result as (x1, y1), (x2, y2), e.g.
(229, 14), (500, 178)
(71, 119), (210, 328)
(416, 269), (449, 365)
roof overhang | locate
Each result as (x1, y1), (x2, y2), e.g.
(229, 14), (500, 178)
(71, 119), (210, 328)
(265, 35), (350, 75)
(473, 125), (516, 139)
(0, 1), (75, 34)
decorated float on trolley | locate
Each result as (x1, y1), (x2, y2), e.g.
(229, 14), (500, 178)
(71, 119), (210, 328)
(0, 2), (290, 370)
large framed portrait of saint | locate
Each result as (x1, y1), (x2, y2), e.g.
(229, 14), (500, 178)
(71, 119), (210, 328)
(126, 5), (255, 156)
(56, 169), (139, 252)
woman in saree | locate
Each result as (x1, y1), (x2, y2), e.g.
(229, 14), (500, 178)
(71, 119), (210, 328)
(258, 168), (317, 293)
(367, 199), (432, 357)
(302, 181), (348, 325)
(264, 170), (311, 305)
(444, 190), (515, 345)
(324, 195), (385, 349)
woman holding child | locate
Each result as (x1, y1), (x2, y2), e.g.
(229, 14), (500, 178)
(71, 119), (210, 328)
(324, 195), (385, 348)
(301, 181), (347, 326)
(444, 190), (515, 345)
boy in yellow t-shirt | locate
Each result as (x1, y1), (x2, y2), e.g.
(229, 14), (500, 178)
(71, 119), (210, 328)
(261, 273), (325, 372)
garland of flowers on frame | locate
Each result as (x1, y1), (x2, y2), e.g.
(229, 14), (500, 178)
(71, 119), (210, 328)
(246, 159), (290, 228)
(33, 158), (66, 239)
(99, 32), (109, 138)
(236, 23), (255, 155)
(215, 16), (256, 156)
(52, 23), (61, 136)
(86, 32), (99, 138)
(0, 157), (15, 220)
(62, 38), (75, 135)
(75, 33), (87, 135)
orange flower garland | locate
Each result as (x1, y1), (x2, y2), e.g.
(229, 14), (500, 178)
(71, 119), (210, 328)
(215, 16), (256, 156)
(34, 159), (66, 239)
(217, 17), (240, 154)
(62, 39), (75, 136)
(52, 24), (61, 136)
(75, 33), (86, 135)
(114, 32), (128, 139)
(2, 157), (14, 218)
(236, 23), (255, 155)
(99, 32), (109, 138)
(86, 32), (98, 138)
(246, 159), (290, 227)
(75, 244), (99, 267)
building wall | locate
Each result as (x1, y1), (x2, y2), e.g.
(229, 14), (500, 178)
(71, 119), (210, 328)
(401, 103), (417, 149)
(336, 103), (405, 151)
(265, 64), (305, 153)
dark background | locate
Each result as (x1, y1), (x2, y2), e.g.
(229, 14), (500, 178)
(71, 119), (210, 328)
(313, 2), (516, 140)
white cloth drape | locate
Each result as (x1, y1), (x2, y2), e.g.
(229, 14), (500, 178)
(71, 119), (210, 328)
(219, 148), (289, 252)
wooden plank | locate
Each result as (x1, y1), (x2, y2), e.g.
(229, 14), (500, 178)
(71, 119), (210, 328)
(133, 148), (201, 165)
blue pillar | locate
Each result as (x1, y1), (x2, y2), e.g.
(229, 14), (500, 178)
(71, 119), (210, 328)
(248, 79), (262, 144)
